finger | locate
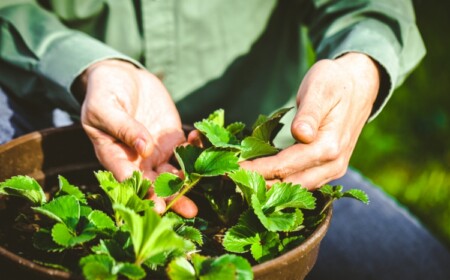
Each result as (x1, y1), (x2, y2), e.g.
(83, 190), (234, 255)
(156, 162), (179, 174)
(166, 195), (198, 218)
(84, 105), (155, 158)
(187, 130), (204, 147)
(239, 142), (326, 181)
(83, 125), (160, 182)
(148, 188), (167, 214)
(156, 163), (184, 179)
(107, 111), (155, 158)
(291, 108), (321, 144)
(266, 179), (281, 188)
(292, 66), (338, 144)
(84, 128), (138, 179)
(282, 160), (348, 190)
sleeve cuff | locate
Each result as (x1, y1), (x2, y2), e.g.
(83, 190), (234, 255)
(315, 19), (402, 121)
(37, 30), (144, 112)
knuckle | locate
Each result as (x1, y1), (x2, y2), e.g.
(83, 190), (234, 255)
(272, 166), (292, 180)
(333, 157), (349, 179)
(322, 142), (341, 161)
(116, 126), (132, 144)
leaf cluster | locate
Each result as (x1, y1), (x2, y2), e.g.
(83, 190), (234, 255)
(0, 173), (212, 279)
(152, 108), (369, 264)
(0, 107), (369, 280)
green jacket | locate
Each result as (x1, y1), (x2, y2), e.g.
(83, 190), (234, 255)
(0, 0), (425, 136)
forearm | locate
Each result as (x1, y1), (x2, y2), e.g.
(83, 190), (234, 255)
(0, 2), (141, 113)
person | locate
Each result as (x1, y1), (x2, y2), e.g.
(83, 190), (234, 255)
(0, 0), (449, 279)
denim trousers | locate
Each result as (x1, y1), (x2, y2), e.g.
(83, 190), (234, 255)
(1, 87), (450, 279)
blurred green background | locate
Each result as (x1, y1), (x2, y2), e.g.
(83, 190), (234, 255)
(350, 0), (450, 248)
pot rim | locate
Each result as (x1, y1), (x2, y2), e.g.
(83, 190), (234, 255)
(252, 206), (332, 274)
(0, 125), (333, 278)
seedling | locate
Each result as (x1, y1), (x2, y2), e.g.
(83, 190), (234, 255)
(0, 108), (368, 279)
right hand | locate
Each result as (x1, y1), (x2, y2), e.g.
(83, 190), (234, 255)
(76, 59), (197, 218)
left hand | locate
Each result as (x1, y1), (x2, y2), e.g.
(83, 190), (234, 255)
(240, 52), (380, 190)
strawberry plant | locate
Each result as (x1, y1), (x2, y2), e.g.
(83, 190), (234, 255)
(0, 108), (368, 279)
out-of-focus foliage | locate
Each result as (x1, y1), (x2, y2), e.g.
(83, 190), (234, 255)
(351, 0), (450, 248)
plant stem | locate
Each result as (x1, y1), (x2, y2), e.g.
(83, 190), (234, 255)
(165, 177), (201, 212)
(319, 198), (335, 215)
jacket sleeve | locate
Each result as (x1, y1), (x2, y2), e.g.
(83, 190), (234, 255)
(0, 0), (142, 114)
(304, 0), (426, 120)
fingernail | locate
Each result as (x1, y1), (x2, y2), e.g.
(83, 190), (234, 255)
(298, 122), (314, 137)
(135, 138), (147, 155)
(293, 122), (315, 143)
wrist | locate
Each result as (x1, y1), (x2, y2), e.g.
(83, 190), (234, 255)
(71, 59), (138, 102)
(335, 52), (381, 105)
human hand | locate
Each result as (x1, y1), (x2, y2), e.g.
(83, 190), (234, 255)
(240, 53), (380, 189)
(76, 59), (197, 217)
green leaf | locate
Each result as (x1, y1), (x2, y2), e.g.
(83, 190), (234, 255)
(96, 171), (135, 206)
(81, 254), (145, 280)
(343, 189), (370, 204)
(292, 209), (305, 231)
(80, 254), (116, 280)
(125, 195), (154, 213)
(228, 169), (266, 204)
(223, 210), (262, 253)
(176, 225), (203, 246)
(200, 254), (253, 280)
(250, 231), (280, 263)
(51, 223), (73, 247)
(113, 204), (185, 265)
(252, 195), (297, 232)
(33, 228), (65, 252)
(81, 205), (94, 217)
(317, 184), (335, 196)
(240, 136), (278, 161)
(251, 114), (269, 130)
(191, 254), (208, 275)
(226, 122), (246, 136)
(116, 263), (146, 280)
(193, 254), (253, 280)
(263, 182), (316, 212)
(194, 120), (240, 148)
(92, 231), (135, 262)
(319, 185), (369, 204)
(223, 223), (261, 254)
(95, 171), (152, 215)
(51, 222), (96, 247)
(250, 182), (315, 232)
(96, 170), (121, 191)
(0, 175), (46, 205)
(167, 257), (196, 280)
(88, 210), (116, 231)
(202, 263), (236, 280)
(122, 171), (152, 199)
(194, 148), (239, 177)
(56, 175), (87, 204)
(143, 251), (172, 270)
(207, 108), (225, 126)
(154, 173), (184, 197)
(251, 107), (292, 142)
(33, 195), (80, 229)
(174, 145), (203, 175)
(280, 235), (305, 254)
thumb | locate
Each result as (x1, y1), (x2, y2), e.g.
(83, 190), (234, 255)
(291, 100), (323, 144)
